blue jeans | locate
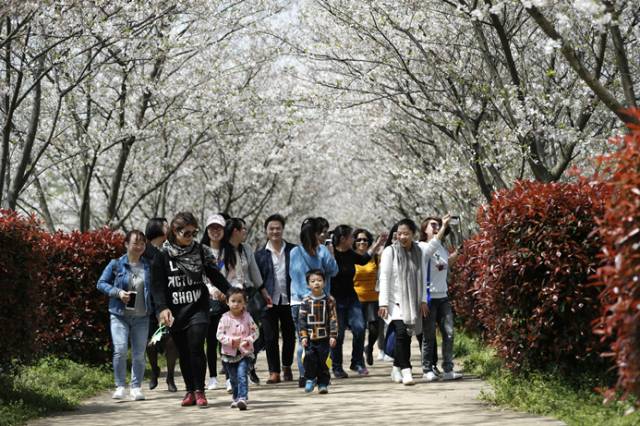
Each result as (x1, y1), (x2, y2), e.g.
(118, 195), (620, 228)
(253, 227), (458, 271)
(331, 297), (365, 370)
(110, 314), (149, 388)
(291, 304), (304, 378)
(225, 357), (250, 401)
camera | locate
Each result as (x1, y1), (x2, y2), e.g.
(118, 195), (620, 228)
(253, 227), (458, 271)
(324, 239), (332, 246)
(449, 216), (460, 226)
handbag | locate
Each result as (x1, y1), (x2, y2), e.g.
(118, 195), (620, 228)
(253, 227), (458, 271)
(246, 285), (267, 319)
(384, 322), (396, 357)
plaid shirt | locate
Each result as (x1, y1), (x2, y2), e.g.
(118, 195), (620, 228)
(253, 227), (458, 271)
(299, 294), (338, 340)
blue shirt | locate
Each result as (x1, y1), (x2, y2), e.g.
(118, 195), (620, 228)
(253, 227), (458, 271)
(289, 244), (338, 304)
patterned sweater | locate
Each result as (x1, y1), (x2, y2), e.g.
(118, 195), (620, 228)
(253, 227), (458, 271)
(299, 294), (338, 341)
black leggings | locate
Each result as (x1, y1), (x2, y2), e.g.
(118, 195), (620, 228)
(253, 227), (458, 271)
(172, 322), (208, 392)
(206, 314), (222, 378)
(392, 320), (413, 369)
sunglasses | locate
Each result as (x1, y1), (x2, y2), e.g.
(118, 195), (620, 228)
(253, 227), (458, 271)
(355, 238), (369, 243)
(178, 229), (199, 238)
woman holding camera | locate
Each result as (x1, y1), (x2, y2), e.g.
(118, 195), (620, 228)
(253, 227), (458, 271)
(419, 214), (462, 382)
(97, 230), (152, 401)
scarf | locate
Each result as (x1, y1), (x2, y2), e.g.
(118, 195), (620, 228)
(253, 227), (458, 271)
(392, 240), (423, 335)
(162, 240), (215, 275)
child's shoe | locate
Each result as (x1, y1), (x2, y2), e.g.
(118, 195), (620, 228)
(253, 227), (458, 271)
(230, 400), (238, 408)
(318, 384), (328, 394)
(236, 399), (247, 410)
(304, 379), (315, 393)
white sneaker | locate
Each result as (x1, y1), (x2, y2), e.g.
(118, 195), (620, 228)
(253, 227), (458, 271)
(442, 371), (463, 381)
(377, 352), (385, 361)
(423, 371), (438, 382)
(130, 387), (145, 400)
(112, 386), (126, 399)
(225, 378), (233, 393)
(383, 355), (394, 362)
(391, 366), (402, 383)
(207, 377), (219, 390)
(401, 368), (415, 385)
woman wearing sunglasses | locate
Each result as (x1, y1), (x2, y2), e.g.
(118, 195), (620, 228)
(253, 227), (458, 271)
(352, 228), (386, 366)
(151, 212), (231, 408)
(329, 225), (385, 378)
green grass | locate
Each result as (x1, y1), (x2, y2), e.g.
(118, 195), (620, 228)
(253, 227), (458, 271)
(456, 332), (640, 426)
(0, 357), (113, 426)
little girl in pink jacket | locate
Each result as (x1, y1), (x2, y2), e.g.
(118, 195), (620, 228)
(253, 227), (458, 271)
(216, 288), (259, 410)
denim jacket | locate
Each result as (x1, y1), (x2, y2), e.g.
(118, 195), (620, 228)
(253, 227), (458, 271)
(97, 254), (152, 317)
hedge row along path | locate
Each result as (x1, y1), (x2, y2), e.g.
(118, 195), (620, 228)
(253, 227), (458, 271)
(29, 337), (563, 425)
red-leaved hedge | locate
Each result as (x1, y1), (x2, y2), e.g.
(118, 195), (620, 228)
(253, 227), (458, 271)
(36, 228), (125, 364)
(449, 233), (486, 336)
(591, 109), (640, 402)
(0, 210), (45, 368)
(466, 180), (612, 371)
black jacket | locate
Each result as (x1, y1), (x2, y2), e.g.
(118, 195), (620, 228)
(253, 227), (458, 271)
(255, 241), (296, 302)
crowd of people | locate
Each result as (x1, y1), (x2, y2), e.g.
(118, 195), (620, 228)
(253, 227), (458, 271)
(96, 211), (462, 410)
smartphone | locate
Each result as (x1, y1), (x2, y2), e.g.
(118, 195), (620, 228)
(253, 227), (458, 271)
(449, 216), (460, 226)
(125, 291), (137, 310)
(324, 239), (332, 246)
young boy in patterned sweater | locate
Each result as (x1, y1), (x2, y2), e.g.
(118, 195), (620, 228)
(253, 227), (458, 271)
(299, 269), (338, 394)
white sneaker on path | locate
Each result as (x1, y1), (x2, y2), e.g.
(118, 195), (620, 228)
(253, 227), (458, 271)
(208, 377), (219, 390)
(423, 371), (438, 382)
(112, 386), (126, 399)
(130, 387), (145, 400)
(401, 368), (415, 385)
(443, 371), (463, 381)
(391, 366), (402, 383)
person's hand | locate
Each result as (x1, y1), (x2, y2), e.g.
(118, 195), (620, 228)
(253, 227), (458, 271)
(378, 306), (388, 319)
(421, 302), (429, 318)
(302, 338), (309, 348)
(216, 292), (226, 303)
(232, 337), (241, 348)
(327, 243), (335, 257)
(119, 290), (130, 304)
(158, 309), (174, 327)
(442, 214), (452, 229)
(240, 339), (250, 349)
(263, 293), (273, 308)
(373, 234), (385, 250)
(329, 337), (336, 348)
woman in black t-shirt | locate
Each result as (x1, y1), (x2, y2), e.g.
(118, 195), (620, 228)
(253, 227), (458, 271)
(151, 212), (230, 408)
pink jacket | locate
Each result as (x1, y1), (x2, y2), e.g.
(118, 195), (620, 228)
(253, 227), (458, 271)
(216, 310), (259, 357)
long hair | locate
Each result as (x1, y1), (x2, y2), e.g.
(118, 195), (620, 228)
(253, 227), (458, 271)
(300, 217), (319, 256)
(331, 224), (353, 247)
(384, 222), (399, 248)
(222, 217), (245, 270)
(167, 212), (198, 244)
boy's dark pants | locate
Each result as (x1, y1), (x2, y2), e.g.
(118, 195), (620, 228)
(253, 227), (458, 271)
(303, 339), (331, 386)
